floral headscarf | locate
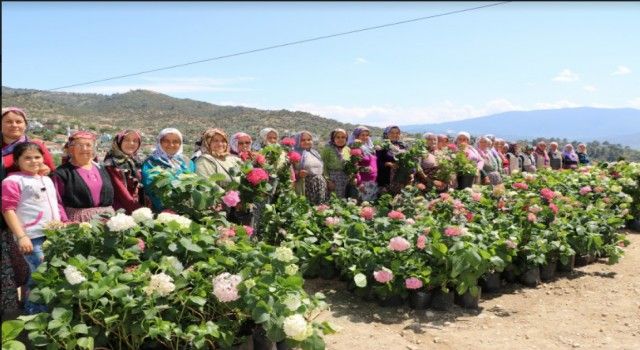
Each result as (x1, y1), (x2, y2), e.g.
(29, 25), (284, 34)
(327, 128), (347, 148)
(382, 125), (406, 148)
(103, 129), (142, 171)
(201, 128), (229, 157)
(230, 132), (252, 155)
(347, 126), (375, 155)
(563, 144), (579, 162)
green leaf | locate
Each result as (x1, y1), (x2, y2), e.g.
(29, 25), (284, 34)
(180, 237), (203, 253)
(77, 336), (94, 350)
(2, 340), (26, 350)
(2, 320), (25, 341)
(51, 308), (72, 324)
(72, 324), (89, 335)
(189, 296), (207, 306)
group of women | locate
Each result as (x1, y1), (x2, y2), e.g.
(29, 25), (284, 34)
(1, 106), (593, 319)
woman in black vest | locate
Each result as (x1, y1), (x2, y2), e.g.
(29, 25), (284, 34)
(52, 131), (114, 222)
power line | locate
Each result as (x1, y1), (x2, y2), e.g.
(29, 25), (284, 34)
(5, 1), (511, 98)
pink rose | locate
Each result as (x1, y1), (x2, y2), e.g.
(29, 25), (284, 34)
(512, 182), (529, 190)
(222, 190), (241, 208)
(137, 238), (145, 252)
(447, 144), (458, 152)
(243, 225), (254, 237)
(373, 268), (394, 283)
(444, 226), (462, 237)
(239, 151), (251, 161)
(388, 236), (411, 252)
(280, 137), (296, 147)
(360, 206), (375, 220)
(246, 168), (269, 185)
(416, 235), (426, 250)
(465, 212), (474, 222)
(439, 193), (451, 201)
(387, 210), (405, 221)
(579, 186), (592, 196)
(405, 277), (423, 290)
(453, 200), (465, 211)
(287, 151), (301, 163)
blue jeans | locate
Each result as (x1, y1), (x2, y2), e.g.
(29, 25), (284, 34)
(23, 236), (48, 314)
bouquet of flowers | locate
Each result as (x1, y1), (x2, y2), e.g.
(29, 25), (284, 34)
(343, 141), (364, 179)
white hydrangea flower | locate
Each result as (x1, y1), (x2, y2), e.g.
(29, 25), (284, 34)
(283, 314), (312, 341)
(63, 265), (87, 285)
(274, 247), (295, 263)
(131, 207), (154, 224)
(212, 272), (242, 302)
(156, 212), (192, 229)
(283, 294), (302, 311)
(79, 222), (92, 231)
(354, 273), (367, 288)
(106, 213), (137, 232)
(284, 264), (299, 276)
(144, 272), (175, 296)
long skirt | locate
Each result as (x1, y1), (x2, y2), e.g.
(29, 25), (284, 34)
(328, 170), (349, 199)
(65, 206), (115, 222)
(304, 174), (328, 205)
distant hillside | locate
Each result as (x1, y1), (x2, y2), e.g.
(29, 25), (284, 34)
(401, 107), (640, 150)
(1, 86), (382, 144)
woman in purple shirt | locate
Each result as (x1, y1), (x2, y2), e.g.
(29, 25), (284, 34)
(52, 131), (114, 222)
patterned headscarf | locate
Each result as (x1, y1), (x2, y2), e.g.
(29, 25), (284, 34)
(252, 128), (278, 151)
(103, 129), (142, 171)
(229, 132), (252, 155)
(563, 144), (579, 162)
(347, 126), (375, 155)
(327, 128), (347, 147)
(150, 128), (185, 167)
(201, 128), (229, 157)
(293, 130), (321, 168)
(1, 107), (29, 157)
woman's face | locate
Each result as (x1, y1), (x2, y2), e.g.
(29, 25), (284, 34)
(69, 138), (95, 165)
(160, 133), (182, 156)
(387, 128), (401, 142)
(426, 135), (437, 149)
(437, 136), (448, 149)
(209, 134), (227, 155)
(17, 148), (43, 175)
(266, 131), (278, 145)
(456, 135), (469, 146)
(120, 132), (140, 156)
(2, 112), (26, 141)
(578, 145), (586, 152)
(357, 130), (370, 143)
(478, 138), (490, 150)
(300, 133), (313, 150)
(237, 136), (252, 152)
(333, 132), (347, 147)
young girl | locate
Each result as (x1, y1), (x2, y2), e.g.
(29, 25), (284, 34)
(2, 142), (67, 314)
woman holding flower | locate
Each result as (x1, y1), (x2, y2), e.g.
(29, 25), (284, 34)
(476, 136), (502, 185)
(293, 131), (328, 205)
(455, 131), (483, 183)
(251, 128), (279, 151)
(141, 128), (193, 213)
(320, 128), (350, 199)
(376, 125), (408, 195)
(506, 142), (523, 174)
(103, 129), (144, 214)
(194, 128), (242, 186)
(348, 126), (378, 202)
(53, 131), (115, 221)
(415, 133), (448, 192)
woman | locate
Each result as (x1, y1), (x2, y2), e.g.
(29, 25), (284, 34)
(562, 144), (579, 169)
(2, 107), (55, 175)
(252, 128), (279, 151)
(476, 136), (502, 185)
(548, 142), (563, 170)
(493, 138), (509, 174)
(141, 128), (193, 213)
(506, 143), (523, 174)
(436, 134), (450, 151)
(320, 128), (351, 199)
(293, 131), (328, 205)
(376, 125), (408, 195)
(53, 131), (115, 222)
(577, 143), (591, 165)
(415, 133), (448, 192)
(194, 128), (241, 187)
(103, 130), (144, 214)
(521, 145), (537, 173)
(348, 126), (378, 202)
(534, 141), (550, 170)
(456, 132), (483, 180)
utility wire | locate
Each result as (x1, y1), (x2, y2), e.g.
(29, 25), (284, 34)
(5, 1), (511, 98)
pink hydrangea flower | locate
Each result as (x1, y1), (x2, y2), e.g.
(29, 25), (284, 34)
(222, 190), (241, 207)
(137, 238), (145, 252)
(471, 192), (482, 202)
(527, 212), (537, 222)
(373, 267), (394, 283)
(405, 277), (423, 290)
(416, 235), (427, 250)
(388, 237), (411, 252)
(243, 225), (254, 236)
(439, 193), (451, 201)
(444, 226), (462, 237)
(280, 137), (296, 147)
(453, 200), (465, 211)
(579, 186), (592, 196)
(512, 182), (529, 190)
(325, 216), (341, 226)
(316, 204), (330, 213)
(254, 154), (266, 166)
(212, 272), (242, 302)
(222, 227), (236, 238)
(360, 206), (375, 220)
(350, 148), (363, 157)
(540, 188), (556, 201)
(387, 210), (405, 221)
(416, 183), (426, 191)
(246, 168), (269, 185)
(447, 144), (458, 152)
(505, 240), (517, 249)
(287, 151), (301, 163)
(549, 203), (558, 215)
(406, 218), (415, 225)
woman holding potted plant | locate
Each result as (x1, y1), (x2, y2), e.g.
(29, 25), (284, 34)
(376, 125), (409, 195)
(320, 128), (351, 199)
(293, 131), (328, 205)
(455, 131), (482, 188)
(348, 126), (378, 202)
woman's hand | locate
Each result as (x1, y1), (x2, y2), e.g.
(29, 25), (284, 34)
(298, 170), (308, 178)
(38, 165), (51, 176)
(18, 236), (33, 254)
(385, 162), (398, 169)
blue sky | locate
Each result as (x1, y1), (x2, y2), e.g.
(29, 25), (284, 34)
(2, 1), (639, 126)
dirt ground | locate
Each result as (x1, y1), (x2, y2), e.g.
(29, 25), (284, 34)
(305, 230), (640, 350)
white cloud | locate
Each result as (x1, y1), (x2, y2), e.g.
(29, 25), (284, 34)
(583, 85), (597, 92)
(533, 100), (581, 109)
(628, 97), (640, 109)
(60, 76), (255, 94)
(552, 69), (580, 82)
(612, 65), (632, 76)
(354, 57), (368, 64)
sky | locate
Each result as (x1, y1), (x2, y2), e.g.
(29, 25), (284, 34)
(2, 1), (639, 127)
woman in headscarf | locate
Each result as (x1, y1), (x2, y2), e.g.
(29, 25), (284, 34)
(252, 128), (279, 151)
(293, 131), (327, 205)
(548, 142), (563, 170)
(506, 142), (523, 174)
(141, 128), (193, 212)
(52, 131), (115, 221)
(521, 144), (537, 173)
(576, 143), (591, 165)
(475, 136), (502, 185)
(320, 128), (350, 199)
(376, 125), (408, 195)
(103, 130), (144, 214)
(534, 141), (550, 170)
(493, 138), (509, 174)
(455, 131), (483, 183)
(348, 126), (378, 201)
(2, 107), (55, 175)
(415, 133), (448, 192)
(562, 144), (579, 169)
(194, 128), (241, 187)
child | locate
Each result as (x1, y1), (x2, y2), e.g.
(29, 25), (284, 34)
(2, 142), (68, 314)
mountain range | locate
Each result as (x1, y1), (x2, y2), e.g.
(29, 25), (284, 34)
(401, 108), (640, 149)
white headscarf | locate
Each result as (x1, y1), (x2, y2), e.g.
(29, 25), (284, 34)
(150, 128), (185, 167)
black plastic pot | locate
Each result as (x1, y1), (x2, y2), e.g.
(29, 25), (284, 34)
(626, 218), (640, 232)
(455, 287), (482, 309)
(276, 341), (289, 350)
(356, 286), (376, 302)
(502, 265), (519, 283)
(377, 294), (405, 308)
(318, 262), (338, 280)
(408, 290), (432, 310)
(519, 266), (541, 287)
(456, 173), (475, 190)
(253, 326), (274, 350)
(575, 254), (594, 267)
(430, 289), (454, 311)
(139, 340), (170, 350)
(539, 261), (557, 282)
(557, 255), (576, 272)
(480, 272), (502, 293)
